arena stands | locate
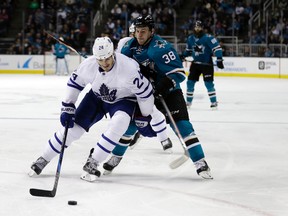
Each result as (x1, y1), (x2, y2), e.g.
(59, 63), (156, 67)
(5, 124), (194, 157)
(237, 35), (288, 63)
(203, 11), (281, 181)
(0, 0), (287, 57)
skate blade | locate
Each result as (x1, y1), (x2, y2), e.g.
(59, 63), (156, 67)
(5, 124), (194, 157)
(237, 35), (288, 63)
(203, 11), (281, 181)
(129, 142), (139, 150)
(103, 170), (112, 175)
(198, 171), (213, 179)
(164, 148), (173, 154)
(80, 172), (99, 182)
(28, 169), (37, 177)
(129, 137), (142, 149)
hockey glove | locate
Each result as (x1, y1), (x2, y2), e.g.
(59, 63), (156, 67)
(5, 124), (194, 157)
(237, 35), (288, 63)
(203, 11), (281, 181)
(216, 58), (224, 69)
(154, 76), (176, 99)
(179, 54), (186, 61)
(60, 102), (76, 128)
(140, 64), (157, 81)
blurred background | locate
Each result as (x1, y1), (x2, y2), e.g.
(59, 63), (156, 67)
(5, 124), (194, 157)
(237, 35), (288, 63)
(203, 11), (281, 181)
(0, 0), (287, 57)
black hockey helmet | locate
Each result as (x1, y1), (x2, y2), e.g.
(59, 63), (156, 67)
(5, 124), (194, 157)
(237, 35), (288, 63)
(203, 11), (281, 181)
(135, 14), (155, 30)
(193, 20), (204, 37)
(194, 20), (203, 28)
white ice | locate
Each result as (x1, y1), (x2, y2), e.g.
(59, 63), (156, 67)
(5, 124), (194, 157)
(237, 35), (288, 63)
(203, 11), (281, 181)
(0, 74), (288, 216)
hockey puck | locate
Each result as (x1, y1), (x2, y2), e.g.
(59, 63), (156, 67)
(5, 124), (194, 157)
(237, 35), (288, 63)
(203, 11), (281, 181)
(68, 200), (77, 205)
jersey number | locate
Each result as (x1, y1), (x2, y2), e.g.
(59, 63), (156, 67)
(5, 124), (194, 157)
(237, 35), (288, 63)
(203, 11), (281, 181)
(133, 70), (144, 89)
(72, 72), (78, 80)
(162, 51), (176, 64)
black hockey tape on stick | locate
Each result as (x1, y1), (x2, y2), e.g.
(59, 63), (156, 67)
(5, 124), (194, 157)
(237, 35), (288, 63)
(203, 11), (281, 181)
(44, 30), (88, 59)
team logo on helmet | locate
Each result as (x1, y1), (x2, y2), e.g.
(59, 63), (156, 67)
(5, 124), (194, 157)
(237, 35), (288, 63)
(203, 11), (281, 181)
(93, 37), (114, 60)
(135, 14), (155, 29)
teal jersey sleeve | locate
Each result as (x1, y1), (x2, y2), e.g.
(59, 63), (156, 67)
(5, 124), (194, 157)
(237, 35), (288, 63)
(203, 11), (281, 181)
(120, 38), (135, 58)
(182, 35), (193, 57)
(206, 34), (223, 59)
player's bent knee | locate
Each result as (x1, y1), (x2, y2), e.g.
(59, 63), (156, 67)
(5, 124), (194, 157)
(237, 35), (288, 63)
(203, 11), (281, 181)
(63, 124), (86, 146)
(109, 111), (131, 136)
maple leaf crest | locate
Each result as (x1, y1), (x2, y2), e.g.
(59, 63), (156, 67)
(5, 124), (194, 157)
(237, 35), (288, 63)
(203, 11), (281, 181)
(95, 84), (117, 102)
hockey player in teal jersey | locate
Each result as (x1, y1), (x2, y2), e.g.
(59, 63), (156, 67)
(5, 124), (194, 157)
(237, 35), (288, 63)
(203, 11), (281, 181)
(103, 15), (213, 179)
(182, 20), (224, 109)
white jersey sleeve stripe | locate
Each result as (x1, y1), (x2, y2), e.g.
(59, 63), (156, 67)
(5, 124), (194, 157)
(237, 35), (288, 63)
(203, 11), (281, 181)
(166, 69), (186, 79)
(67, 78), (84, 91)
(135, 83), (153, 98)
(138, 89), (153, 99)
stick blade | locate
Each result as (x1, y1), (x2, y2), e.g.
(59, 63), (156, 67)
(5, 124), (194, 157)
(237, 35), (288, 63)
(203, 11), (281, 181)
(30, 188), (56, 197)
(169, 155), (189, 169)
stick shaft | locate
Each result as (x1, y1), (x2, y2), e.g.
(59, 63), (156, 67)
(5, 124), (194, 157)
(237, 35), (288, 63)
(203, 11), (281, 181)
(45, 30), (87, 58)
(158, 96), (186, 150)
(29, 124), (69, 197)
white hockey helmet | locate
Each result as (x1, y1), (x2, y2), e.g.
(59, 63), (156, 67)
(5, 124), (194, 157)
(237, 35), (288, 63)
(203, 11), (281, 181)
(93, 36), (114, 60)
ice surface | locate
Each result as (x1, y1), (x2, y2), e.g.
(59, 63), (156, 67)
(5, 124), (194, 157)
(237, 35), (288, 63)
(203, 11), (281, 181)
(0, 75), (287, 216)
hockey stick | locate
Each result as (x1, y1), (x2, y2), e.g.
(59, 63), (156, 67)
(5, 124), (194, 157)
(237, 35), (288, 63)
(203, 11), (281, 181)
(184, 57), (217, 66)
(44, 30), (88, 58)
(30, 123), (69, 197)
(157, 96), (190, 169)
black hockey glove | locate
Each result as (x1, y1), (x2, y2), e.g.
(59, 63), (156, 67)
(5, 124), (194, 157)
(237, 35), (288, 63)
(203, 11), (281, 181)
(179, 54), (186, 61)
(216, 58), (224, 69)
(139, 64), (157, 81)
(154, 76), (176, 99)
(60, 102), (76, 128)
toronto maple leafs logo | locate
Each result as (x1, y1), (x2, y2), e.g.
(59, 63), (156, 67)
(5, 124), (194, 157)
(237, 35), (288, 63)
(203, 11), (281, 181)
(95, 84), (117, 102)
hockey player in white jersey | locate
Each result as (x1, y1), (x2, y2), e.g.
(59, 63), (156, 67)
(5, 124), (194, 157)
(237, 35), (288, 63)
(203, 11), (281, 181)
(29, 36), (167, 181)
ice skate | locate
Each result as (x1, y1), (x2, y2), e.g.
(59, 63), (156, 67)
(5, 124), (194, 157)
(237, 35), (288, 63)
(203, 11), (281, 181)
(210, 102), (218, 110)
(194, 159), (213, 179)
(161, 138), (173, 153)
(186, 102), (192, 108)
(103, 154), (123, 175)
(80, 150), (101, 182)
(28, 156), (49, 177)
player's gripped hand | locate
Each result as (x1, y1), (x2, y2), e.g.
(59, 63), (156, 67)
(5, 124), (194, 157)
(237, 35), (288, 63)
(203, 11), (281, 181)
(60, 102), (76, 128)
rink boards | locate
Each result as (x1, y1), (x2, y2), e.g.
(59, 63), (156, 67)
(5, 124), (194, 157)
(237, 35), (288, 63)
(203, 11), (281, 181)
(0, 54), (287, 78)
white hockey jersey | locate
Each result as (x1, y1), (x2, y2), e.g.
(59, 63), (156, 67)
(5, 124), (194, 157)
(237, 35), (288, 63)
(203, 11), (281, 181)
(64, 52), (154, 116)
